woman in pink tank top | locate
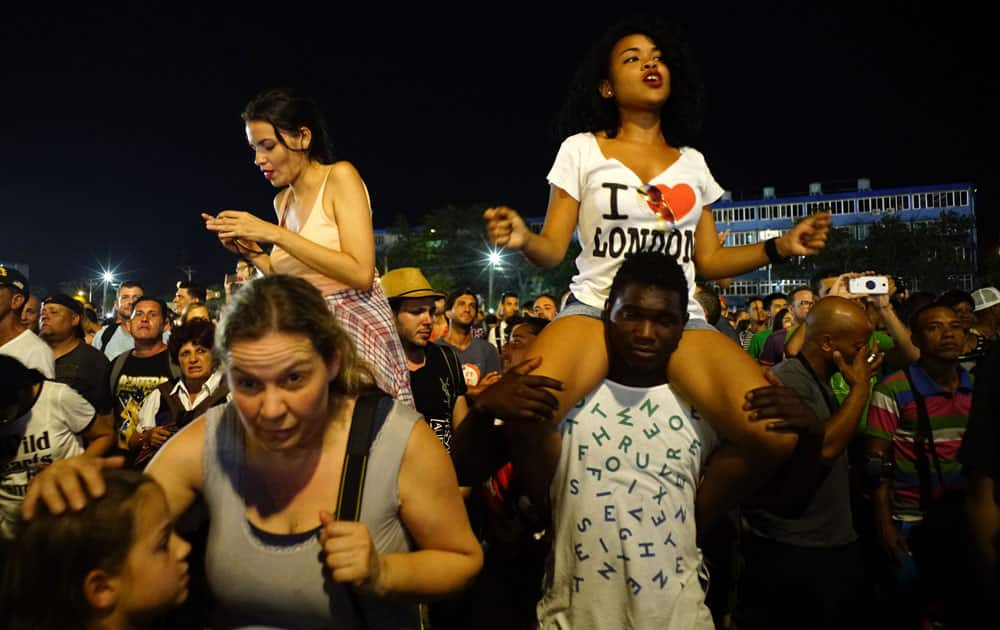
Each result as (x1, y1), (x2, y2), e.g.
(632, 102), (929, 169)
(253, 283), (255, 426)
(203, 88), (413, 404)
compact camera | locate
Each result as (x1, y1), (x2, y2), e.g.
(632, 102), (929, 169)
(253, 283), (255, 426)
(848, 275), (889, 295)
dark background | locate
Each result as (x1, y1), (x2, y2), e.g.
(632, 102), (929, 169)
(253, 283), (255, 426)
(2, 3), (992, 296)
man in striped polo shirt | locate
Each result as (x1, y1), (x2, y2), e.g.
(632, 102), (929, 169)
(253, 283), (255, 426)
(863, 302), (973, 626)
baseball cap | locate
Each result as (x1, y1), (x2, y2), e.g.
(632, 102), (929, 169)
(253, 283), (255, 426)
(971, 286), (1000, 312)
(42, 293), (86, 338)
(0, 266), (29, 296)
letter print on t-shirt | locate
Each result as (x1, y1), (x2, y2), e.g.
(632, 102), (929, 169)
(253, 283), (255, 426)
(546, 133), (726, 322)
(540, 381), (719, 628)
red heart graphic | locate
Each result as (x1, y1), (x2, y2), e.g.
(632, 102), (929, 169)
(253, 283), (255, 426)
(644, 183), (695, 223)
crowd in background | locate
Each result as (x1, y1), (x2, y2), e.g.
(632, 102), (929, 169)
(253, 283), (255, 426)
(2, 11), (999, 630)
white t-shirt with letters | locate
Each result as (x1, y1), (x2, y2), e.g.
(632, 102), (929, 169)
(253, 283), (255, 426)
(1, 380), (94, 538)
(538, 379), (718, 630)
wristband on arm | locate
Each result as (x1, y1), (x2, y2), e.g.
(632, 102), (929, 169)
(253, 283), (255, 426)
(764, 237), (789, 265)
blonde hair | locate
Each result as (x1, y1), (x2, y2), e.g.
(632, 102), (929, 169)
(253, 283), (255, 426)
(215, 274), (373, 395)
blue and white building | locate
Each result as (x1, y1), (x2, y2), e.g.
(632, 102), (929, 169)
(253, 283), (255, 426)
(374, 179), (978, 303)
(709, 179), (976, 301)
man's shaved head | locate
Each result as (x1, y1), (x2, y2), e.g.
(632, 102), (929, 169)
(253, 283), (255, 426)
(804, 296), (874, 364)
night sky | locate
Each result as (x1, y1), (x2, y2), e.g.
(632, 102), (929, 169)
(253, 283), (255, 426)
(3, 3), (992, 298)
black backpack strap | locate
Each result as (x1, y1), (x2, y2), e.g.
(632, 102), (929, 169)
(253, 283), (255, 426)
(335, 391), (389, 521)
(98, 323), (118, 351)
(903, 366), (946, 513)
(109, 351), (130, 396)
(333, 391), (393, 629)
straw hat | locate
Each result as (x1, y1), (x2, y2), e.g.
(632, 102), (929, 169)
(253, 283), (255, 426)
(380, 267), (445, 301)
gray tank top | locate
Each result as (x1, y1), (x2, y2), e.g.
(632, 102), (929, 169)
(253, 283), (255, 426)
(201, 400), (420, 629)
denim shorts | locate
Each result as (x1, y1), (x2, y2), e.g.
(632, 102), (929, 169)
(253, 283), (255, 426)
(556, 293), (714, 331)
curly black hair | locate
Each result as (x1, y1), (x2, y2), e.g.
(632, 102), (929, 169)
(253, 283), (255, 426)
(607, 251), (689, 312)
(555, 14), (705, 147)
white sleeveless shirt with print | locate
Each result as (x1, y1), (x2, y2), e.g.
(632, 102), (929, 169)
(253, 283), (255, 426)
(538, 379), (719, 630)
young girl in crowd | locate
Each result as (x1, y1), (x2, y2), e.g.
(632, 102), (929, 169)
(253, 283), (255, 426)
(203, 88), (413, 404)
(1, 469), (190, 630)
(484, 14), (832, 528)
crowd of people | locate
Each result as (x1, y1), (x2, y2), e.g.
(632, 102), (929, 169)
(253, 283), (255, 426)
(1, 12), (999, 630)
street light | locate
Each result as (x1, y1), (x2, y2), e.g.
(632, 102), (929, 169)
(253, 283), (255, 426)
(100, 270), (115, 319)
(486, 248), (503, 309)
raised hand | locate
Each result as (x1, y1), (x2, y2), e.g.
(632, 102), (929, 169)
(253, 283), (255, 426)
(484, 206), (530, 250)
(833, 339), (884, 388)
(778, 211), (831, 257)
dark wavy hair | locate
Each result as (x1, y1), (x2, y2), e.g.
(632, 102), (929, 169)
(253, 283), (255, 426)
(242, 88), (336, 164)
(772, 308), (792, 332)
(446, 288), (479, 313)
(0, 355), (45, 414)
(936, 288), (975, 311)
(168, 318), (216, 365)
(1, 469), (157, 630)
(556, 14), (705, 147)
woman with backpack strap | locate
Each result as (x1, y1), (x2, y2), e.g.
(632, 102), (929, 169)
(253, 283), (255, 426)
(23, 275), (483, 629)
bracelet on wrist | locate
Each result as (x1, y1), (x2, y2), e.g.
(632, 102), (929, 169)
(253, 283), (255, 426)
(764, 237), (790, 265)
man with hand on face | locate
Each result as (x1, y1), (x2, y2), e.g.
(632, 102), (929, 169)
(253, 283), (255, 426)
(736, 297), (885, 630)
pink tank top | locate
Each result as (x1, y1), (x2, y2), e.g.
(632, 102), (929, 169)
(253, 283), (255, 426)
(270, 166), (353, 296)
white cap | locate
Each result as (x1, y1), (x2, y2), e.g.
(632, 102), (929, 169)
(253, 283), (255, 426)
(971, 286), (1000, 312)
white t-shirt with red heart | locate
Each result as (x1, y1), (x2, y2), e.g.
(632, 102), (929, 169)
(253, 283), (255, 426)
(546, 132), (725, 322)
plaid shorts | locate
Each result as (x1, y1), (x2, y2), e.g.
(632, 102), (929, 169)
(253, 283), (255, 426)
(325, 283), (413, 405)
